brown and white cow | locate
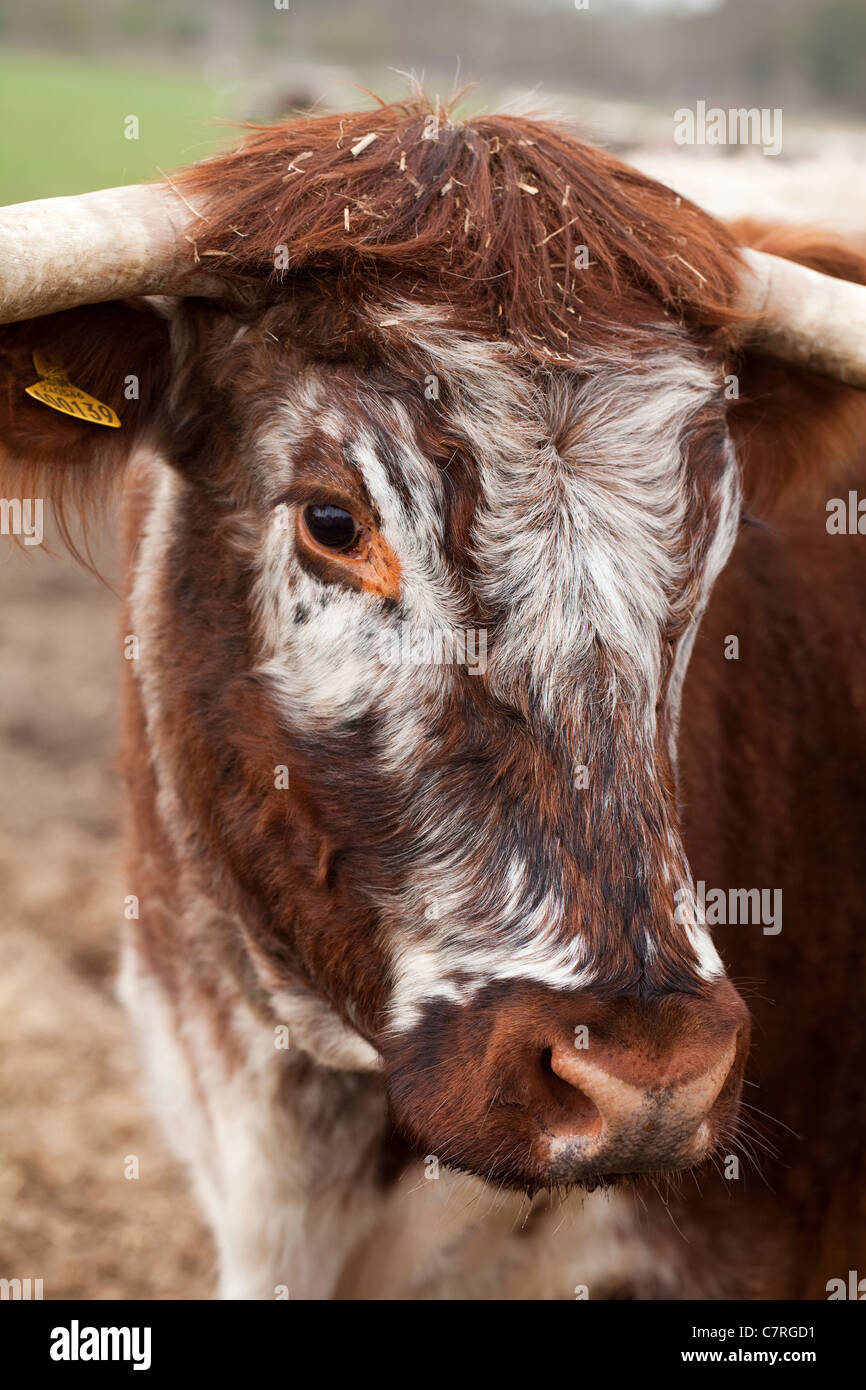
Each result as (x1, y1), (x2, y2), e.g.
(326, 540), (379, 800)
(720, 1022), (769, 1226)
(2, 98), (866, 1300)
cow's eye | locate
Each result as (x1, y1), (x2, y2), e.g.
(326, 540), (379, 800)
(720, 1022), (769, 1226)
(301, 503), (360, 553)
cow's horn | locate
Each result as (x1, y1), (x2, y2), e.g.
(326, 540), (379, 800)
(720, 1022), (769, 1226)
(736, 247), (866, 389)
(0, 183), (221, 325)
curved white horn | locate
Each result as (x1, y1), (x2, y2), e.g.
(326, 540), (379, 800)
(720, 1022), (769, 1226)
(736, 247), (866, 390)
(0, 182), (221, 325)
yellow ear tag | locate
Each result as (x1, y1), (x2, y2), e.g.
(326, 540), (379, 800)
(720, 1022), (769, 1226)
(25, 349), (121, 428)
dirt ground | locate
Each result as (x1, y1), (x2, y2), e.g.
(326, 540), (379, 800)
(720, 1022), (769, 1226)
(0, 520), (213, 1299)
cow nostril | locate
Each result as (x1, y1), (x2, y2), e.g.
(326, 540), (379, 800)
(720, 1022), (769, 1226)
(543, 1032), (740, 1172)
(540, 1047), (603, 1137)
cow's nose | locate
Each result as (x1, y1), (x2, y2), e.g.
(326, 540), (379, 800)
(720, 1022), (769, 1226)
(542, 1028), (740, 1175)
(381, 977), (750, 1193)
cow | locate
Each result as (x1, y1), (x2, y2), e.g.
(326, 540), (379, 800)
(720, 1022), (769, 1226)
(1, 96), (865, 1300)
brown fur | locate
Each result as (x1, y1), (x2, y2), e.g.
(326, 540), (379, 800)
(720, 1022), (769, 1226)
(176, 97), (744, 364)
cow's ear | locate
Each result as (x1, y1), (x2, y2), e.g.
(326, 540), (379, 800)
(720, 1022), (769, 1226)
(727, 223), (866, 516)
(0, 299), (171, 550)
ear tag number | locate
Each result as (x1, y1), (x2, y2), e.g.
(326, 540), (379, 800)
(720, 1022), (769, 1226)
(25, 349), (121, 428)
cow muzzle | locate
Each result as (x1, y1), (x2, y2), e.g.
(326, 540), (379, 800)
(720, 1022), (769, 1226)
(542, 1014), (741, 1181)
(383, 977), (750, 1190)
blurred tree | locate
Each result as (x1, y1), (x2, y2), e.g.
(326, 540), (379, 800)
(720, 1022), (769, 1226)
(0, 0), (864, 121)
(807, 0), (866, 111)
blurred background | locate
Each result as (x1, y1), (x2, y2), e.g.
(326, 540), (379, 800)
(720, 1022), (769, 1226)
(1, 0), (864, 1300)
(1, 0), (866, 210)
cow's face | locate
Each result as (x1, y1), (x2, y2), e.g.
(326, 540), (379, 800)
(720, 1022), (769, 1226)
(139, 297), (750, 1191)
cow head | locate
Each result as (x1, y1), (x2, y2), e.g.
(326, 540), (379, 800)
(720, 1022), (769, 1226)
(3, 100), (866, 1192)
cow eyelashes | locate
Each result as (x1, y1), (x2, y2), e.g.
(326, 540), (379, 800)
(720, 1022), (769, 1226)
(301, 503), (362, 554)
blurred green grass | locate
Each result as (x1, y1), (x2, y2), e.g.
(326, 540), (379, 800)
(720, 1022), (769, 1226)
(0, 50), (233, 203)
